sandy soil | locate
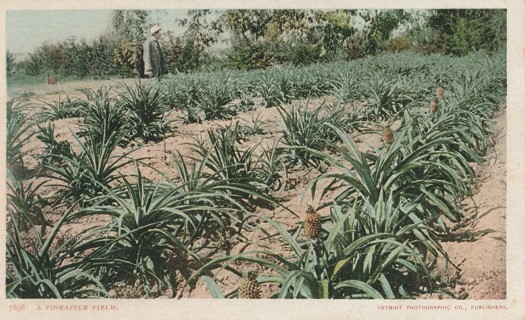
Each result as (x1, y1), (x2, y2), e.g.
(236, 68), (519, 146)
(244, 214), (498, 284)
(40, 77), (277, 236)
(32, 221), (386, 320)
(7, 78), (507, 299)
(425, 108), (507, 300)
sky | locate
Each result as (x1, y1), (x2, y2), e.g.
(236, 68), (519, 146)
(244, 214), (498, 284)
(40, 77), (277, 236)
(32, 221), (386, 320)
(7, 10), (113, 54)
(6, 10), (188, 55)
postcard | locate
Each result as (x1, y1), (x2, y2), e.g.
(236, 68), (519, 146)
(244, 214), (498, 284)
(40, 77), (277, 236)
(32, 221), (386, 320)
(1, 0), (524, 319)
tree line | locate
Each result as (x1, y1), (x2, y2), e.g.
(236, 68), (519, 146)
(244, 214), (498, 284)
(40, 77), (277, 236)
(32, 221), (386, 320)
(6, 9), (506, 79)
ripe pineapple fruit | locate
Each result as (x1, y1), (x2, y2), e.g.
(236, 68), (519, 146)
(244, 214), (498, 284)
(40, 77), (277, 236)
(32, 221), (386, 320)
(430, 100), (439, 113)
(436, 86), (445, 98)
(304, 205), (322, 239)
(382, 126), (394, 144)
(238, 270), (261, 299)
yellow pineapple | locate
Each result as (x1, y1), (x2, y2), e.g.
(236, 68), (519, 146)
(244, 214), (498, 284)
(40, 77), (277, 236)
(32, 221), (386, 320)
(430, 100), (439, 113)
(382, 126), (394, 144)
(436, 86), (445, 98)
(238, 270), (261, 299)
(304, 206), (322, 239)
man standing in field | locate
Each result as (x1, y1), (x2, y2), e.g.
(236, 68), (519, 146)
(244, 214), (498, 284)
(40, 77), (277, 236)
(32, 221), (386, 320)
(143, 25), (164, 78)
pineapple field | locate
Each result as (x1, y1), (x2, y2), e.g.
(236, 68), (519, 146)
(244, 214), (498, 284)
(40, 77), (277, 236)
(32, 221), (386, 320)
(5, 50), (507, 300)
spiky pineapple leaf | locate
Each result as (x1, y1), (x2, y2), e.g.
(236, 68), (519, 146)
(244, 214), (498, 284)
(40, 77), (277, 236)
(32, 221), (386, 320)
(201, 275), (225, 299)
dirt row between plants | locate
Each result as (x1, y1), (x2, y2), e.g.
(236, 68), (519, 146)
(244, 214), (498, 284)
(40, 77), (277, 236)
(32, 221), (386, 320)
(10, 79), (506, 299)
(421, 108), (507, 300)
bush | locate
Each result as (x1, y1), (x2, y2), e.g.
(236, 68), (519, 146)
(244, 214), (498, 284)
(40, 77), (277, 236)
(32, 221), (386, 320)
(113, 41), (144, 77)
(385, 36), (412, 53)
(409, 27), (444, 55)
(20, 35), (121, 78)
(227, 38), (277, 70)
(345, 34), (367, 60)
(273, 39), (325, 66)
(163, 33), (205, 73)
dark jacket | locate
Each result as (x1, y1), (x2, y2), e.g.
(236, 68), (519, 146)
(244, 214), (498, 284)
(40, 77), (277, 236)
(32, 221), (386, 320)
(143, 36), (164, 77)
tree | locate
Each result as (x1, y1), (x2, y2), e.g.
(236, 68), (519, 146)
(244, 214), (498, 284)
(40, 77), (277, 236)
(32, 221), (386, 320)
(110, 10), (151, 42)
(428, 9), (506, 55)
(359, 9), (409, 55)
(109, 10), (153, 76)
(7, 50), (15, 76)
(179, 10), (223, 48)
(221, 10), (273, 42)
(166, 10), (224, 71)
(222, 9), (357, 66)
(313, 10), (356, 57)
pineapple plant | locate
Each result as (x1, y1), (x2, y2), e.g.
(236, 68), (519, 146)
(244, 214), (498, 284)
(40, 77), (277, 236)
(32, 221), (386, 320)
(237, 270), (261, 299)
(411, 116), (419, 128)
(303, 205), (322, 239)
(382, 126), (394, 144)
(430, 99), (439, 113)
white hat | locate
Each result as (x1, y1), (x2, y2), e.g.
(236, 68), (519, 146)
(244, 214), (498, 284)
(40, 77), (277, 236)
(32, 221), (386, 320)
(149, 25), (161, 35)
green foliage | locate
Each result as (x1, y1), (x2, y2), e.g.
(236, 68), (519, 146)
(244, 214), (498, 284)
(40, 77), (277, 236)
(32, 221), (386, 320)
(6, 170), (48, 235)
(277, 104), (327, 167)
(6, 99), (34, 175)
(76, 165), (241, 297)
(36, 124), (73, 166)
(386, 36), (413, 53)
(221, 10), (274, 41)
(193, 202), (428, 299)
(79, 87), (131, 146)
(223, 9), (356, 68)
(110, 10), (151, 42)
(12, 9), (506, 80)
(310, 123), (470, 224)
(119, 81), (172, 142)
(163, 33), (204, 73)
(6, 201), (107, 298)
(189, 124), (272, 196)
(275, 40), (325, 66)
(178, 10), (223, 54)
(197, 71), (237, 120)
(37, 95), (84, 121)
(358, 10), (409, 55)
(406, 24), (444, 55)
(256, 71), (282, 107)
(227, 38), (276, 71)
(113, 41), (144, 77)
(6, 45), (506, 299)
(345, 33), (368, 60)
(276, 103), (355, 168)
(314, 10), (356, 57)
(239, 113), (267, 137)
(196, 86), (504, 299)
(22, 36), (121, 78)
(331, 70), (361, 103)
(43, 128), (134, 207)
(428, 9), (506, 56)
(14, 10), (148, 78)
(163, 74), (204, 123)
(362, 70), (412, 120)
(7, 50), (16, 76)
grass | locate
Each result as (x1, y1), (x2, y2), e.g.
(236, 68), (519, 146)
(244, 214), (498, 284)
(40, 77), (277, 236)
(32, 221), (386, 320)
(7, 73), (50, 88)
